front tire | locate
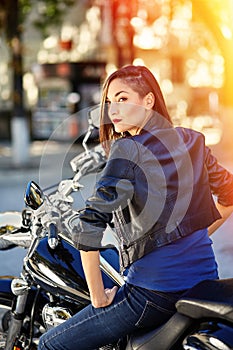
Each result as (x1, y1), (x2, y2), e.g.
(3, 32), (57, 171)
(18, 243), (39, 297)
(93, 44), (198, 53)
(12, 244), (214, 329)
(0, 296), (13, 349)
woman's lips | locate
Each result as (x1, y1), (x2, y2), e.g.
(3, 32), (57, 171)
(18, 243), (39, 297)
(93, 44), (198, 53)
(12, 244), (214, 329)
(112, 118), (122, 124)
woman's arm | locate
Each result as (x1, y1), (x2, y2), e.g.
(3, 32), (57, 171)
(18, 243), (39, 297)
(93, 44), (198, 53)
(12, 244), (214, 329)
(208, 202), (233, 236)
(80, 250), (118, 308)
(205, 146), (233, 207)
(72, 138), (136, 252)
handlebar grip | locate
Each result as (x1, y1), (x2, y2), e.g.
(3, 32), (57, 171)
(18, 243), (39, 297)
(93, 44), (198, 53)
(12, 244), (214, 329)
(48, 222), (58, 249)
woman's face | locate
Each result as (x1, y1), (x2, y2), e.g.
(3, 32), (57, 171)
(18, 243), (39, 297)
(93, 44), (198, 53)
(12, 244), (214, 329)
(106, 78), (152, 136)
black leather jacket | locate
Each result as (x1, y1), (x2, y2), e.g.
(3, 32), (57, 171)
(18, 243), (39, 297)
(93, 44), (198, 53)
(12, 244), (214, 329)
(73, 116), (233, 270)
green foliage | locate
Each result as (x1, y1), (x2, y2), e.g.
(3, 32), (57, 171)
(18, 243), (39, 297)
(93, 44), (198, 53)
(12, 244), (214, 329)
(19, 0), (75, 37)
(0, 0), (76, 38)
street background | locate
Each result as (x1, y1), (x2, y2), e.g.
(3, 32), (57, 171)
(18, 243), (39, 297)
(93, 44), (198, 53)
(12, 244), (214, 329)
(0, 135), (233, 279)
(0, 140), (83, 276)
(0, 0), (233, 289)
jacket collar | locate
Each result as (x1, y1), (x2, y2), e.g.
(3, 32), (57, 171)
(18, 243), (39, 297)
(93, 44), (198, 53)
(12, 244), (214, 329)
(139, 111), (174, 136)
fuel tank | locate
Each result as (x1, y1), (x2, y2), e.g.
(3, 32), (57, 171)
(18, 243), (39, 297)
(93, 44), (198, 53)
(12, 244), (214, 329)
(25, 236), (120, 306)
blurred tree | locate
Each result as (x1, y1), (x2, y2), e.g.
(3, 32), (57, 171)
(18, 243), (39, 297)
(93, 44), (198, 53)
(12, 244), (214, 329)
(20, 0), (75, 38)
(112, 0), (136, 66)
(192, 0), (233, 107)
(0, 0), (75, 166)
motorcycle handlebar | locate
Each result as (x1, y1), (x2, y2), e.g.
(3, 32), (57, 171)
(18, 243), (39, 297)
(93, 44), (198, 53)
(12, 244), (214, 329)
(48, 222), (59, 249)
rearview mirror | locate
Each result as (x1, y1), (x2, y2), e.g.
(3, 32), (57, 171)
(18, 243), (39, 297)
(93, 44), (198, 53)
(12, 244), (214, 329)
(24, 181), (44, 210)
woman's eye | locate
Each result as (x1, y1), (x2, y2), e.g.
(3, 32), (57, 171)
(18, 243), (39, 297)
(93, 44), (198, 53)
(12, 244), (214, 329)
(118, 97), (127, 102)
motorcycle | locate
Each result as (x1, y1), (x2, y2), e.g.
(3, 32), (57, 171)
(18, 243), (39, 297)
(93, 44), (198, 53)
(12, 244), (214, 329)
(0, 105), (233, 350)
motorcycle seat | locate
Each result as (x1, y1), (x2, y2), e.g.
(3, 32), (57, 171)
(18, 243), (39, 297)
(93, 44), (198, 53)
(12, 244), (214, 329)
(126, 279), (233, 350)
(125, 312), (193, 350)
(176, 278), (233, 323)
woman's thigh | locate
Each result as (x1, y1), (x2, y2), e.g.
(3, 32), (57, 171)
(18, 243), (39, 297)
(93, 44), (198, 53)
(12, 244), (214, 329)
(38, 284), (183, 350)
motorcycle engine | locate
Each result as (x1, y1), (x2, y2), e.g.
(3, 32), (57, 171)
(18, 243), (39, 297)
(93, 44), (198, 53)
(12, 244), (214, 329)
(42, 304), (72, 330)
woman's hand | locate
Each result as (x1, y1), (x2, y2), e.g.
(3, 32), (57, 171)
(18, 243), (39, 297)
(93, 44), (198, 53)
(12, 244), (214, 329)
(92, 285), (118, 308)
(208, 202), (233, 236)
(104, 286), (118, 305)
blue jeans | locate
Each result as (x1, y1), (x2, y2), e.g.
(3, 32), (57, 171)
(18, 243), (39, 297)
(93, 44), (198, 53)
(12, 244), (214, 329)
(38, 283), (185, 350)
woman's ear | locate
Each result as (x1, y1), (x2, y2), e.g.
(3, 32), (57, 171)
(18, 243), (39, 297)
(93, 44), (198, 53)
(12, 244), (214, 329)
(144, 92), (155, 109)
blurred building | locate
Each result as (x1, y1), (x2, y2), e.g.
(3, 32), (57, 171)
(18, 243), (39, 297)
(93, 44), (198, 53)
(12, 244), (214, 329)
(0, 0), (230, 144)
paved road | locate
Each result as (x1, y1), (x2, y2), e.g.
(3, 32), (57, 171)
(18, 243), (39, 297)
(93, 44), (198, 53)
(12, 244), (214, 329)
(0, 139), (233, 278)
(0, 140), (84, 276)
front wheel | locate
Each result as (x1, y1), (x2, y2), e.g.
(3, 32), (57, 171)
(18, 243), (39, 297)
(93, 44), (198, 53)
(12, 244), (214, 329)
(0, 295), (13, 349)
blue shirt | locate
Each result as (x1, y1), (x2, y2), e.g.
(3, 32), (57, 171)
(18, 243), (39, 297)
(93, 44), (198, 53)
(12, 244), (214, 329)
(126, 229), (218, 292)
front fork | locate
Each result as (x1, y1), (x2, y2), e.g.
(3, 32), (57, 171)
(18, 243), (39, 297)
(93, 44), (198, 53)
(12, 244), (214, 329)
(5, 278), (29, 350)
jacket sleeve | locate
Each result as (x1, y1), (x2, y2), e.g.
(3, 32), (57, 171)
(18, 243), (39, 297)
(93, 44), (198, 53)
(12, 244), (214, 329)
(72, 138), (138, 251)
(205, 146), (233, 206)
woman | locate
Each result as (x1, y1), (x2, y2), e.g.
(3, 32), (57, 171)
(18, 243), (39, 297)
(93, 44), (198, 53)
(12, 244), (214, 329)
(38, 65), (233, 350)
